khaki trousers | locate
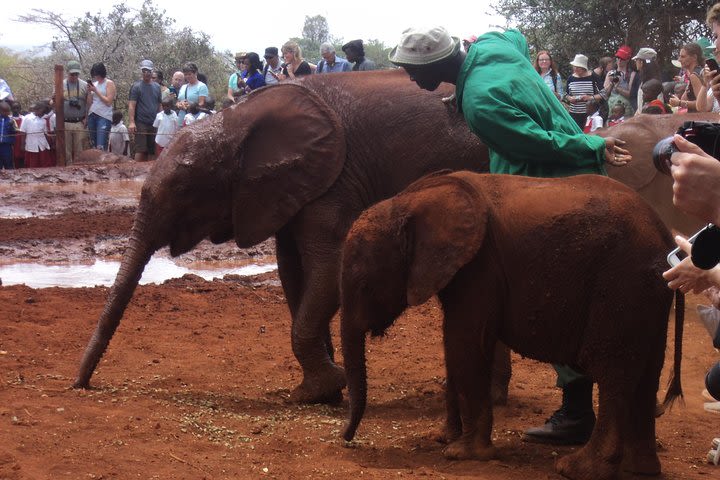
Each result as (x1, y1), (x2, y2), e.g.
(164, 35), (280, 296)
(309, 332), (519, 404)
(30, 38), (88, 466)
(64, 121), (88, 165)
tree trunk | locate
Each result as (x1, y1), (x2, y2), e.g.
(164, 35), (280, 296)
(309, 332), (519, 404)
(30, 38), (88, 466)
(73, 214), (155, 388)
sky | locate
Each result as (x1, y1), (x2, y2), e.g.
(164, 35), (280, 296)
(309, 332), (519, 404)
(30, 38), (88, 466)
(2, 0), (507, 58)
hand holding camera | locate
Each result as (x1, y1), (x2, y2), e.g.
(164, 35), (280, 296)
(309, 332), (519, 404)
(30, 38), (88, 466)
(607, 70), (621, 83)
(654, 123), (720, 270)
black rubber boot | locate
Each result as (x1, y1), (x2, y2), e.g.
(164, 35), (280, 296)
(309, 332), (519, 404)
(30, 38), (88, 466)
(523, 377), (595, 445)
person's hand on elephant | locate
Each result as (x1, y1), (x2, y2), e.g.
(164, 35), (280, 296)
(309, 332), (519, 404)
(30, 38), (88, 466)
(603, 137), (631, 167)
(670, 134), (720, 225)
(663, 235), (720, 293)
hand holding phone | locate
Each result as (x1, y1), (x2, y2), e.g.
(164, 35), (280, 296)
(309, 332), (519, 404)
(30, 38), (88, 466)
(707, 58), (719, 72)
(667, 229), (703, 267)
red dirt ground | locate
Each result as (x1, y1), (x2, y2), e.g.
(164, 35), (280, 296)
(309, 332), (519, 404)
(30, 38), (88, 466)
(0, 163), (718, 479)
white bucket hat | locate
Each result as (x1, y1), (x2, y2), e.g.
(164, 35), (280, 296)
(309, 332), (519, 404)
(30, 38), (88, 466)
(388, 26), (461, 66)
(569, 54), (589, 70)
(632, 47), (657, 62)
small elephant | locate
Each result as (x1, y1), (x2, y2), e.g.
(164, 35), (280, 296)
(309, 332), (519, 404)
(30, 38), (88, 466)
(72, 70), (488, 402)
(340, 171), (683, 480)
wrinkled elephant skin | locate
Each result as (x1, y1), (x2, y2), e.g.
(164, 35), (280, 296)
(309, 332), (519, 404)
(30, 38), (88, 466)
(600, 113), (719, 235)
(72, 70), (488, 404)
(340, 172), (682, 480)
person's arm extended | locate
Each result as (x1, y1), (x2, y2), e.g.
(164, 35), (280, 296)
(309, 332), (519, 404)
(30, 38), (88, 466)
(128, 100), (137, 134)
(463, 95), (628, 170)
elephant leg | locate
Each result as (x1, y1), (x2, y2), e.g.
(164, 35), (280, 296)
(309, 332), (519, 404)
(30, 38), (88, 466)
(621, 356), (662, 475)
(555, 382), (626, 480)
(442, 312), (496, 461)
(490, 341), (511, 405)
(275, 228), (303, 319)
(288, 257), (346, 404)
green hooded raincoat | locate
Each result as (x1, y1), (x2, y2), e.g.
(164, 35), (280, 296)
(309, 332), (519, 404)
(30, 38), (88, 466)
(455, 29), (607, 178)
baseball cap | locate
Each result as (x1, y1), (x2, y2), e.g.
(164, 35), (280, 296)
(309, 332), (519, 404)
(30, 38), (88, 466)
(615, 45), (633, 61)
(67, 61), (81, 74)
(139, 59), (154, 71)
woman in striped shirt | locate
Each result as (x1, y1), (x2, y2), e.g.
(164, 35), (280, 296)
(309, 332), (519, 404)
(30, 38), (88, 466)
(564, 54), (604, 129)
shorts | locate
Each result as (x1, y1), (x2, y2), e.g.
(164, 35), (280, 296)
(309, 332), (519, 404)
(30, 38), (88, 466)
(133, 122), (156, 155)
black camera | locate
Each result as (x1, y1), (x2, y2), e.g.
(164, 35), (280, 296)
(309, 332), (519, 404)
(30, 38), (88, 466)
(652, 121), (720, 175)
(168, 86), (177, 95)
(607, 70), (620, 83)
(68, 99), (81, 109)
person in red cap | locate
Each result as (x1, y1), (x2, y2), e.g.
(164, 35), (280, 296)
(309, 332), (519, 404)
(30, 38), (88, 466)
(606, 44), (638, 117)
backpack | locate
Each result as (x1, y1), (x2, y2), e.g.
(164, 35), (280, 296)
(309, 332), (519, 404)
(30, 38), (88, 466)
(317, 60), (325, 73)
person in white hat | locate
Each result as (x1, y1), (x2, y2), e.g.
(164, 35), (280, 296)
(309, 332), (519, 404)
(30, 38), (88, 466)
(631, 48), (663, 113)
(389, 26), (632, 446)
(128, 59), (162, 161)
(565, 54), (606, 128)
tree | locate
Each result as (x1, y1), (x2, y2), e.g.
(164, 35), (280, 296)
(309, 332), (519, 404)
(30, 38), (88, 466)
(13, 0), (231, 111)
(493, 0), (714, 79)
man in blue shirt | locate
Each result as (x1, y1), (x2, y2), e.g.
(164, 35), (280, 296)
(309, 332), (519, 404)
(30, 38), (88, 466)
(317, 43), (351, 74)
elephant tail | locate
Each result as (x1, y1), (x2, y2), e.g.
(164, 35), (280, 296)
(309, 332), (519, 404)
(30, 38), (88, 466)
(341, 322), (368, 442)
(662, 290), (684, 409)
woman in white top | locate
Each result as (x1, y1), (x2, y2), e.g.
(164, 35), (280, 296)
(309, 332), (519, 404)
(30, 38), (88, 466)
(86, 62), (116, 150)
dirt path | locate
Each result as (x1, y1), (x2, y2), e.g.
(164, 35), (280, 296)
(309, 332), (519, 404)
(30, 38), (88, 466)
(0, 163), (718, 479)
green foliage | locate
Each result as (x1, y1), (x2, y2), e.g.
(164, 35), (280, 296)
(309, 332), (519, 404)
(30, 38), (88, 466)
(493, 0), (714, 79)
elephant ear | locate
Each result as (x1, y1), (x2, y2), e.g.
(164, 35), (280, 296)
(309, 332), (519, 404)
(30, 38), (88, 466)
(404, 174), (488, 306)
(230, 84), (346, 247)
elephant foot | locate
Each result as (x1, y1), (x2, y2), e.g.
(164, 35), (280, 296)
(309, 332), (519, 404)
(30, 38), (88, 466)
(426, 423), (461, 444)
(443, 436), (497, 461)
(289, 364), (346, 404)
(622, 450), (661, 476)
(555, 448), (619, 480)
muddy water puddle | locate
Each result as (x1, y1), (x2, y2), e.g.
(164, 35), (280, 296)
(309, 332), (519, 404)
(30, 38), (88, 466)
(0, 256), (278, 288)
(0, 179), (143, 218)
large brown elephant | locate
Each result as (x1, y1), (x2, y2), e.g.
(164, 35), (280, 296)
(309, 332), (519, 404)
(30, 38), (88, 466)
(72, 70), (488, 402)
(340, 171), (683, 480)
(599, 113), (719, 235)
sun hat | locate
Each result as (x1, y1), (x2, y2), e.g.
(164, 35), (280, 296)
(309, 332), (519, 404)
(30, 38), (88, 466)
(139, 59), (154, 71)
(263, 47), (278, 59)
(632, 47), (657, 62)
(569, 54), (589, 70)
(388, 26), (461, 66)
(615, 45), (633, 60)
(235, 51), (248, 60)
(671, 59), (682, 68)
(66, 60), (81, 74)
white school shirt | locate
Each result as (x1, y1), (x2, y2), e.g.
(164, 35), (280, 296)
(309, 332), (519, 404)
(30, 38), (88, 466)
(109, 121), (130, 154)
(19, 113), (49, 152)
(153, 111), (179, 147)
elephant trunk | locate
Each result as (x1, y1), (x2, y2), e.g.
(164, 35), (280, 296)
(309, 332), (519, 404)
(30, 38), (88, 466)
(341, 320), (368, 441)
(73, 214), (156, 388)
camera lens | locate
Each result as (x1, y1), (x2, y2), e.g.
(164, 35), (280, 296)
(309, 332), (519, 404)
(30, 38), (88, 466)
(652, 136), (676, 175)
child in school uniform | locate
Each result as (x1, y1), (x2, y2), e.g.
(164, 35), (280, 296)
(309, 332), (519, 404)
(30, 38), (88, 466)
(20, 102), (53, 168)
(109, 110), (130, 156)
(153, 98), (178, 156)
(10, 102), (24, 168)
(0, 101), (16, 170)
(582, 99), (604, 133)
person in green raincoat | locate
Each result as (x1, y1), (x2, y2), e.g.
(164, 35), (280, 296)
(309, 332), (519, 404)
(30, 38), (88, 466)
(388, 26), (633, 446)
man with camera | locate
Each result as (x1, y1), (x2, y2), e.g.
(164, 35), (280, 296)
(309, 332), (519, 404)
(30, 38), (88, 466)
(389, 26), (631, 446)
(53, 60), (89, 165)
